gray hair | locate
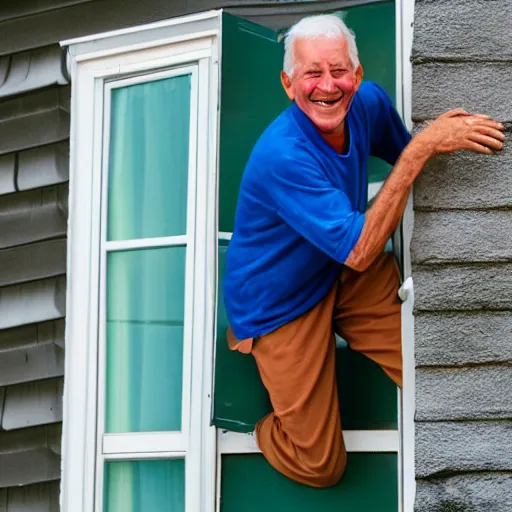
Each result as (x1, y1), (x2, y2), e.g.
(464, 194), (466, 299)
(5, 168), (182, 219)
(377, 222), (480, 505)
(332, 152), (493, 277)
(283, 14), (359, 77)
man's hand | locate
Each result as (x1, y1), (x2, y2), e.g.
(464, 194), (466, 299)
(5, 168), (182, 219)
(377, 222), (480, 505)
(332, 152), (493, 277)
(417, 109), (505, 156)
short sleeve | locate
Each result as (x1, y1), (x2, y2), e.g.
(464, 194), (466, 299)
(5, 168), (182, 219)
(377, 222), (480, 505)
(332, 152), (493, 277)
(265, 150), (365, 264)
(362, 82), (411, 165)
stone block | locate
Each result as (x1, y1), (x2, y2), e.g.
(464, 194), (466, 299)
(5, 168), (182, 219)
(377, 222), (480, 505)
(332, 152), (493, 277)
(415, 312), (512, 366)
(413, 0), (512, 60)
(416, 366), (512, 421)
(413, 264), (512, 311)
(412, 211), (512, 264)
(414, 143), (512, 210)
(416, 421), (512, 477)
(415, 473), (512, 512)
(413, 63), (512, 122)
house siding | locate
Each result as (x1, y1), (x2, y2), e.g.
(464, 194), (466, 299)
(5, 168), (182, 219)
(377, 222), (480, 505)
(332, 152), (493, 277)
(412, 1), (512, 511)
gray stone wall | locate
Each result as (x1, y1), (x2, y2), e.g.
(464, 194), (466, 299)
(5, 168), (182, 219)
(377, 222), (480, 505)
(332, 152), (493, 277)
(412, 1), (512, 510)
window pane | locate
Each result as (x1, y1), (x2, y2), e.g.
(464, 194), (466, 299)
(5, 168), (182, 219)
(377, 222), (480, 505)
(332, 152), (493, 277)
(108, 73), (191, 241)
(106, 247), (185, 432)
(104, 459), (185, 512)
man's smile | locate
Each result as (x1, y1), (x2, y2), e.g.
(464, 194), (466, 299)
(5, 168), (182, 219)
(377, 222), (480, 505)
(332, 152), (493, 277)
(310, 96), (343, 107)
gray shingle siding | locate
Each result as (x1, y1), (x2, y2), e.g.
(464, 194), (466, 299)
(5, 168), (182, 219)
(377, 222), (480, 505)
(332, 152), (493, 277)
(0, 34), (68, 511)
(412, 0), (512, 510)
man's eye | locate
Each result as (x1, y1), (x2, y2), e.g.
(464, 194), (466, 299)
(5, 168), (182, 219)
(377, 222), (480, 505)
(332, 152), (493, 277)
(331, 69), (346, 78)
(306, 71), (321, 77)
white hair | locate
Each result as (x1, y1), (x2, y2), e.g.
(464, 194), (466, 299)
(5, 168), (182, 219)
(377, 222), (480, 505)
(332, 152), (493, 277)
(283, 14), (359, 77)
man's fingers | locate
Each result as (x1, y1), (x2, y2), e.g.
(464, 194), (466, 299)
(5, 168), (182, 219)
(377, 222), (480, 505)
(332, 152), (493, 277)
(473, 125), (506, 141)
(472, 118), (505, 130)
(466, 140), (494, 155)
(443, 108), (469, 118)
(468, 133), (504, 151)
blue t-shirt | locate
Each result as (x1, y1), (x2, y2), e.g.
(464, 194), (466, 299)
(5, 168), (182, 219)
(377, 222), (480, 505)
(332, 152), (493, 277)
(224, 81), (411, 340)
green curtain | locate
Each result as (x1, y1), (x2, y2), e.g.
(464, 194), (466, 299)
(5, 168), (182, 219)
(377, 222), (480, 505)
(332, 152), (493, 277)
(108, 74), (191, 241)
(105, 73), (192, 433)
(106, 247), (186, 433)
(104, 459), (185, 512)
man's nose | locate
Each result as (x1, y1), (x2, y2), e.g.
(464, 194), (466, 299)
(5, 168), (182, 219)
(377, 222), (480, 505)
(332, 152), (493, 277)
(317, 73), (337, 93)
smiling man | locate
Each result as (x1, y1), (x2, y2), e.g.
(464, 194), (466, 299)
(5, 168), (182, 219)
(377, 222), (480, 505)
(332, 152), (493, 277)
(223, 15), (505, 488)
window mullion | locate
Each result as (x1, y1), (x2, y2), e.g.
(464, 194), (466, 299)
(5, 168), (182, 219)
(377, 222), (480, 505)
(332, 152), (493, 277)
(182, 62), (205, 512)
(94, 71), (112, 512)
(105, 235), (189, 251)
(184, 55), (217, 512)
(103, 432), (188, 455)
(104, 451), (187, 461)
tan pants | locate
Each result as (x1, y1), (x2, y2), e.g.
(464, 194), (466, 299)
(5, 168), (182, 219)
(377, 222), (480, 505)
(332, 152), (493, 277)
(228, 253), (402, 488)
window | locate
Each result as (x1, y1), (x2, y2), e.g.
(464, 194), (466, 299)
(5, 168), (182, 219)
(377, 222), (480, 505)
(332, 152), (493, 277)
(62, 13), (218, 512)
(97, 68), (196, 510)
(62, 6), (415, 512)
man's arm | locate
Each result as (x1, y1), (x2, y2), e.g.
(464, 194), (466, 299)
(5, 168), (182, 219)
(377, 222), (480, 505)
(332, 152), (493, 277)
(346, 109), (505, 272)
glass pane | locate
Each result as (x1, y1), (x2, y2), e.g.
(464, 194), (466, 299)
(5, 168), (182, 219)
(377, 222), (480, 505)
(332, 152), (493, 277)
(108, 73), (191, 241)
(106, 247), (186, 433)
(104, 459), (185, 512)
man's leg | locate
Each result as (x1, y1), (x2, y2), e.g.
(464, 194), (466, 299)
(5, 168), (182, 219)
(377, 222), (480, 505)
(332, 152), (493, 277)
(334, 252), (402, 387)
(248, 286), (346, 488)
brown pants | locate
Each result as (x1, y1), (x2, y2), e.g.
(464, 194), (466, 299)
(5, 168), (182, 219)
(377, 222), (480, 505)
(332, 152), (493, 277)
(228, 253), (402, 488)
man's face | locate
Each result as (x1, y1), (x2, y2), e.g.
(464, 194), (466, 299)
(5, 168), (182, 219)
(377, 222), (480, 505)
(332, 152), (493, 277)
(281, 36), (363, 135)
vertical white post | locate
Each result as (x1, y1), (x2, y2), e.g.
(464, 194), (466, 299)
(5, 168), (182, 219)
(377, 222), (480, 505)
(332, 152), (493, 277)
(397, 0), (416, 511)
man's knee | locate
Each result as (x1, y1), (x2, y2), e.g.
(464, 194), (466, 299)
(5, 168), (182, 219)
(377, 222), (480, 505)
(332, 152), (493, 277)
(304, 448), (348, 488)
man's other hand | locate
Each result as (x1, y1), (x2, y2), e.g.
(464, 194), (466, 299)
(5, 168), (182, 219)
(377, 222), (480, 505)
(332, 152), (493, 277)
(417, 109), (505, 156)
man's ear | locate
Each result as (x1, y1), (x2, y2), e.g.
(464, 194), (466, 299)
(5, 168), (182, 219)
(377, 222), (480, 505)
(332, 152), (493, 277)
(354, 64), (364, 90)
(280, 70), (295, 100)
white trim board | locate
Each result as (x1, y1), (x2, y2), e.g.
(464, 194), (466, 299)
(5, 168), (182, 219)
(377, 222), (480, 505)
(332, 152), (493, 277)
(62, 10), (221, 57)
(396, 0), (416, 511)
(218, 231), (233, 241)
(103, 432), (187, 455)
(218, 430), (400, 455)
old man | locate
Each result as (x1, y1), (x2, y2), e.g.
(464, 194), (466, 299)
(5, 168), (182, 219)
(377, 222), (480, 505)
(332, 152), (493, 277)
(223, 14), (505, 488)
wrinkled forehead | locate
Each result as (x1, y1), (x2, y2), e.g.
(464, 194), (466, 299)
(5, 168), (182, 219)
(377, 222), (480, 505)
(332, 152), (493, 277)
(292, 35), (352, 69)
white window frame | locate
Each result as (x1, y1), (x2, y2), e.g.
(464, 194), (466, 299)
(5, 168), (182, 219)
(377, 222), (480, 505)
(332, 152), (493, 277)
(61, 11), (221, 512)
(95, 64), (199, 508)
(396, 0), (416, 511)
